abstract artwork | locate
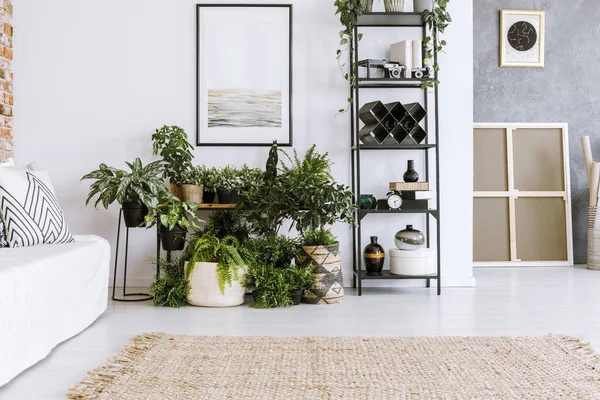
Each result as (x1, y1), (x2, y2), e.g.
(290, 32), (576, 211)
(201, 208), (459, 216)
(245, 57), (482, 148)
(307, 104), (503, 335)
(197, 5), (292, 146)
(500, 10), (545, 68)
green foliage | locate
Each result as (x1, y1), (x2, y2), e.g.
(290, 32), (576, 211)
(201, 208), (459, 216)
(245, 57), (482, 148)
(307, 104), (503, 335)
(422, 0), (452, 89)
(265, 141), (279, 181)
(144, 193), (202, 230)
(215, 165), (238, 191)
(81, 158), (166, 210)
(150, 255), (189, 308)
(186, 233), (247, 295)
(334, 0), (367, 112)
(197, 165), (218, 192)
(244, 263), (315, 309)
(237, 165), (264, 192)
(301, 228), (338, 246)
(281, 145), (356, 238)
(151, 125), (194, 186)
(208, 210), (250, 243)
(181, 166), (202, 185)
(243, 235), (301, 269)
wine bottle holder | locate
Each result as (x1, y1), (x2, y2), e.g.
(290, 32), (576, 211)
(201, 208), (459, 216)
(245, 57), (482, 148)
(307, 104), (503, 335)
(358, 101), (428, 145)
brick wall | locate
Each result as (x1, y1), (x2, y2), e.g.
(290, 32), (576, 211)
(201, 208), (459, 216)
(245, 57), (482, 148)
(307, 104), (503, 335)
(0, 0), (11, 162)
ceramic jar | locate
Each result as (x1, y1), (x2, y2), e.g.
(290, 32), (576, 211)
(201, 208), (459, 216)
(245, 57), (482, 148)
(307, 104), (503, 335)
(364, 236), (385, 275)
(413, 0), (433, 13)
(403, 160), (419, 183)
(394, 225), (425, 250)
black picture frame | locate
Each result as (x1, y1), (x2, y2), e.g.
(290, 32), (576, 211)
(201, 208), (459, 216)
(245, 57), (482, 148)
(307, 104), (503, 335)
(196, 4), (293, 147)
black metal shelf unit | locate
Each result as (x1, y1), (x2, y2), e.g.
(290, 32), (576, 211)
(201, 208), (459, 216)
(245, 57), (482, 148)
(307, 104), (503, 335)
(350, 12), (441, 296)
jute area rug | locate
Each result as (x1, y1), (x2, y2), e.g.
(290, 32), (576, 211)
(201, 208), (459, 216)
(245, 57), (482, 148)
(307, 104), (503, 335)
(68, 333), (600, 399)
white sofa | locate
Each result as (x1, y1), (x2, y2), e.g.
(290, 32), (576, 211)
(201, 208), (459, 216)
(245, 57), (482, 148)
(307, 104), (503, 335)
(0, 235), (110, 386)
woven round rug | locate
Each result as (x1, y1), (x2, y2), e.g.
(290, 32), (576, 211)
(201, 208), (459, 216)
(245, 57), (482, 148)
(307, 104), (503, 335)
(69, 333), (600, 399)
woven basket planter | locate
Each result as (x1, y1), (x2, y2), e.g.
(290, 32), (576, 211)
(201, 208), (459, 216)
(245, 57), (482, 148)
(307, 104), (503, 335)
(301, 243), (344, 305)
(170, 183), (184, 201)
(384, 0), (405, 12)
(588, 207), (600, 270)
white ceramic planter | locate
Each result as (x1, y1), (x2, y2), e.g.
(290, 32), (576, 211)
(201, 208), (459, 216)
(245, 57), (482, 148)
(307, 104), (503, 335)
(384, 0), (405, 12)
(413, 0), (432, 12)
(186, 261), (246, 307)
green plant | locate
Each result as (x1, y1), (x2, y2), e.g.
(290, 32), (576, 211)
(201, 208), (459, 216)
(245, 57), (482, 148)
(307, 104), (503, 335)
(150, 255), (189, 308)
(243, 235), (301, 269)
(208, 210), (250, 243)
(81, 158), (166, 209)
(151, 125), (194, 186)
(286, 264), (316, 292)
(186, 233), (247, 294)
(301, 228), (338, 246)
(280, 145), (356, 241)
(422, 0), (451, 88)
(197, 165), (218, 192)
(181, 166), (202, 185)
(244, 263), (315, 309)
(334, 0), (365, 112)
(144, 193), (201, 230)
(215, 165), (238, 191)
(237, 165), (263, 192)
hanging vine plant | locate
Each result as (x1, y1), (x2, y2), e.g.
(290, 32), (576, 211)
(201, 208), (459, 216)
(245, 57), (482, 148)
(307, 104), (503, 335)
(422, 0), (452, 89)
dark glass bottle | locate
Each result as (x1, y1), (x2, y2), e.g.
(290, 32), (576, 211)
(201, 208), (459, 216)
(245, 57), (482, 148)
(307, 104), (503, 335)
(364, 236), (385, 275)
(403, 160), (419, 183)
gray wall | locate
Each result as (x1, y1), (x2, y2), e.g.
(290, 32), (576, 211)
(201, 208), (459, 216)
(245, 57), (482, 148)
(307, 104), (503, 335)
(474, 0), (600, 263)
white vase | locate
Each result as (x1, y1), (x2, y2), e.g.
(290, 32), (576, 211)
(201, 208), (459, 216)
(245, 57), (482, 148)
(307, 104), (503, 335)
(384, 0), (405, 12)
(413, 0), (433, 12)
(186, 262), (246, 307)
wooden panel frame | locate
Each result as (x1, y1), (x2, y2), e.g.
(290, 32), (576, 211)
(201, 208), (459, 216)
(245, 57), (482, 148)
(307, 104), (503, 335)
(473, 123), (573, 267)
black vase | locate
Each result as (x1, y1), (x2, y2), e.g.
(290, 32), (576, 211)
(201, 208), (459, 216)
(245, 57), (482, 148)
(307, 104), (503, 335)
(217, 189), (234, 204)
(403, 160), (419, 183)
(202, 190), (216, 204)
(364, 236), (385, 275)
(160, 225), (187, 251)
(122, 202), (148, 228)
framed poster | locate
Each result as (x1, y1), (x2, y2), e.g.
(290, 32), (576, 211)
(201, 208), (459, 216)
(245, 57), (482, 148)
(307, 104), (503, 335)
(196, 4), (293, 147)
(500, 10), (545, 68)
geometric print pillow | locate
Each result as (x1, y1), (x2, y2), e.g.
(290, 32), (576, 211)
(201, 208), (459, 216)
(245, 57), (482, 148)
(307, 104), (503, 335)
(0, 168), (74, 247)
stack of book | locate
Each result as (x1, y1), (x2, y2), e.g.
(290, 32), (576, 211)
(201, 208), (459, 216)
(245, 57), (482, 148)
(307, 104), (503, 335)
(389, 182), (432, 210)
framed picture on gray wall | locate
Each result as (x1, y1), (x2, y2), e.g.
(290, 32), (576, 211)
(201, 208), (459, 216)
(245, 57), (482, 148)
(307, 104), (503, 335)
(196, 4), (293, 147)
(500, 10), (545, 68)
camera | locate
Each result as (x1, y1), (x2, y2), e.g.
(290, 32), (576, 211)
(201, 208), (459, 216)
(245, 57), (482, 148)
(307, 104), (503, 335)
(412, 67), (429, 79)
(383, 63), (406, 79)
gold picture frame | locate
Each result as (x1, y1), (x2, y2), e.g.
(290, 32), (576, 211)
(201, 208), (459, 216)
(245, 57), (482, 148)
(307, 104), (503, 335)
(500, 10), (545, 68)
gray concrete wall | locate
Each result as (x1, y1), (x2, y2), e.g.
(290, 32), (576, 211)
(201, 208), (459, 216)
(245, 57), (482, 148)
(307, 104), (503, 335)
(474, 0), (600, 263)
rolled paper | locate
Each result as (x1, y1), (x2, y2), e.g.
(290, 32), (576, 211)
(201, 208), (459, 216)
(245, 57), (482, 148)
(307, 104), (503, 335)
(590, 162), (600, 207)
(581, 136), (593, 185)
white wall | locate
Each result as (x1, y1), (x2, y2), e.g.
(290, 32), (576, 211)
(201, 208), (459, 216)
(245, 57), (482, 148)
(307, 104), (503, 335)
(13, 0), (474, 288)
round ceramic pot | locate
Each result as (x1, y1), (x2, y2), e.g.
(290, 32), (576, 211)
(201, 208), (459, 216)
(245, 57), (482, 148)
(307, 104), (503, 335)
(217, 189), (234, 204)
(203, 190), (216, 204)
(182, 184), (204, 204)
(413, 0), (433, 12)
(170, 183), (184, 201)
(160, 225), (187, 251)
(301, 243), (344, 304)
(384, 0), (405, 12)
(186, 261), (246, 307)
(364, 236), (385, 275)
(122, 202), (148, 228)
(395, 225), (425, 250)
(360, 194), (377, 210)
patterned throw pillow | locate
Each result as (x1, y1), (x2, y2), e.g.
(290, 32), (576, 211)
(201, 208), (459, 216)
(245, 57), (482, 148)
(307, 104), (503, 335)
(0, 168), (74, 247)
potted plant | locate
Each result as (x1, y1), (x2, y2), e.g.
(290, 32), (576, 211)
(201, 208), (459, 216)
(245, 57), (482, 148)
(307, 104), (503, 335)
(215, 165), (237, 204)
(198, 165), (218, 204)
(208, 210), (250, 243)
(181, 166), (204, 204)
(185, 232), (247, 307)
(244, 262), (315, 308)
(151, 255), (189, 308)
(81, 158), (166, 228)
(281, 145), (356, 304)
(151, 125), (194, 200)
(145, 193), (201, 251)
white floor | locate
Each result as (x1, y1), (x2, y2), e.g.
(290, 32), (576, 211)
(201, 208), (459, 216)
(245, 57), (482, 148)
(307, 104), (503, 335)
(2, 267), (600, 399)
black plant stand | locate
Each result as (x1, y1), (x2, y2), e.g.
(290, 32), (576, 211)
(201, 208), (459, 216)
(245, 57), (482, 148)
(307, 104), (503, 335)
(111, 208), (157, 302)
